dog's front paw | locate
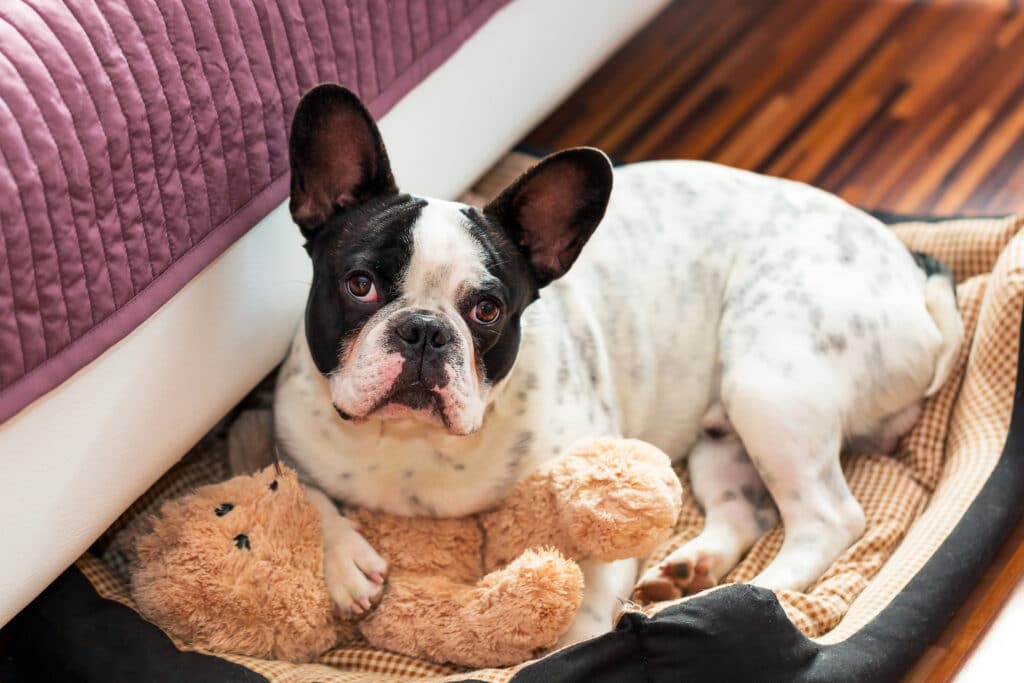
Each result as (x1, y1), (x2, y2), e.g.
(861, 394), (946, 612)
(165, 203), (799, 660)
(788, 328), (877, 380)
(322, 518), (389, 619)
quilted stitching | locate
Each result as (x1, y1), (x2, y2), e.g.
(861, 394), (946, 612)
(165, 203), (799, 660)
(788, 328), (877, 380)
(0, 0), (511, 424)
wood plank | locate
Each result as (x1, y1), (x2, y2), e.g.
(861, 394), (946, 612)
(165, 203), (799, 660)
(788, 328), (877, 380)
(523, 0), (1024, 215)
(715, 1), (908, 169)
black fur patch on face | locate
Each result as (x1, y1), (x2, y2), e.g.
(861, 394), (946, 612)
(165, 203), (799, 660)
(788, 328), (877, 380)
(460, 207), (539, 386)
(304, 194), (425, 375)
(304, 195), (545, 404)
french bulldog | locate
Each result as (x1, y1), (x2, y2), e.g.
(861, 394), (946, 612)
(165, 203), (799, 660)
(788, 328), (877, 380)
(273, 84), (964, 646)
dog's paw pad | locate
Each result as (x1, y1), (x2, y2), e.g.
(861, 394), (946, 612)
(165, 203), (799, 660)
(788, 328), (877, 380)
(632, 575), (681, 603)
(633, 555), (718, 603)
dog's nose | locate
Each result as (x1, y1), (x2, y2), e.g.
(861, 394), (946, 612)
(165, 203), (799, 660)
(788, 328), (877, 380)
(394, 314), (452, 352)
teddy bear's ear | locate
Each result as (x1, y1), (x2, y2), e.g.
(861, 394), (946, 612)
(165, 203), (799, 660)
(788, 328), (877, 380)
(256, 463), (300, 489)
(262, 464), (306, 502)
(133, 509), (180, 566)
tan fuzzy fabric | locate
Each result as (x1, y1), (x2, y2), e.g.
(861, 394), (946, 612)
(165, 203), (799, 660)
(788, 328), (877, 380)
(355, 438), (680, 667)
(471, 438), (682, 567)
(358, 550), (584, 669)
(79, 154), (1023, 682)
(544, 438), (684, 561)
(131, 465), (348, 663)
(129, 437), (681, 669)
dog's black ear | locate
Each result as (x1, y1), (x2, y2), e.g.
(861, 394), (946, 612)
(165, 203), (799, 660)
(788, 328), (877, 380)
(484, 148), (613, 287)
(289, 84), (397, 237)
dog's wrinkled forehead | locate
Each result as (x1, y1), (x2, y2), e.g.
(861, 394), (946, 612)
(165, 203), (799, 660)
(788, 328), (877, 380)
(402, 199), (493, 305)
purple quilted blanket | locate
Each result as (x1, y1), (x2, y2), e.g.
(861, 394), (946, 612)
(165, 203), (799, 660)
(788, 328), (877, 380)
(0, 0), (509, 424)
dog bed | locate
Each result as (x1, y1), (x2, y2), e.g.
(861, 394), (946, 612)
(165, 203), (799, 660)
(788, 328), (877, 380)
(3, 182), (1023, 682)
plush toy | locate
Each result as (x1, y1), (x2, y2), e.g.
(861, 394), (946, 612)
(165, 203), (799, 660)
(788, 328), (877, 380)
(131, 437), (682, 668)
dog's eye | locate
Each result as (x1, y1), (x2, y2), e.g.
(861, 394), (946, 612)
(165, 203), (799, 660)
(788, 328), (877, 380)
(346, 273), (377, 302)
(471, 298), (501, 325)
(215, 503), (234, 516)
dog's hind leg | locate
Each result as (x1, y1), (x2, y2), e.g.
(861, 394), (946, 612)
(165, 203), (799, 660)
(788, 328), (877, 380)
(634, 422), (778, 602)
(721, 356), (866, 591)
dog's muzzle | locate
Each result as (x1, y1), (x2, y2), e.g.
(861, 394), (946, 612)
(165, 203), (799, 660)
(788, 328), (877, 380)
(390, 312), (455, 389)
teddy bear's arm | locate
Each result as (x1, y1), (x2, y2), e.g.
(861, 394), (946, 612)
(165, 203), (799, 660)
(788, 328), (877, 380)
(476, 469), (571, 569)
(479, 438), (683, 571)
(359, 549), (584, 668)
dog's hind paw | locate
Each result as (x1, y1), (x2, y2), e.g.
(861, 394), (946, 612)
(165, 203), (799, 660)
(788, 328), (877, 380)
(633, 554), (718, 603)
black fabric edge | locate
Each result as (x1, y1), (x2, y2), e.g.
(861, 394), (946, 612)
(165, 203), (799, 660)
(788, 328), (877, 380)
(495, 297), (1024, 683)
(0, 566), (267, 683)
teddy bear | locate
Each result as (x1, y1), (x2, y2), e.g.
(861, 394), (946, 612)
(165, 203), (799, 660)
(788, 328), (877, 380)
(130, 437), (682, 668)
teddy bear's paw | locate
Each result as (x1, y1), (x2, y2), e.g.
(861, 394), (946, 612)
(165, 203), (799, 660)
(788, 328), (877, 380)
(551, 438), (682, 561)
(323, 518), (389, 619)
(476, 549), (585, 653)
(633, 551), (719, 603)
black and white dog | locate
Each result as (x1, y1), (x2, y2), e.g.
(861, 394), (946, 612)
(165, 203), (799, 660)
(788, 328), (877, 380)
(273, 84), (964, 645)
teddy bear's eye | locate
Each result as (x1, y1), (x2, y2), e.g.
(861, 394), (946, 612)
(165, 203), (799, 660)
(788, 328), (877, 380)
(269, 480), (278, 491)
(215, 503), (234, 516)
(234, 534), (251, 551)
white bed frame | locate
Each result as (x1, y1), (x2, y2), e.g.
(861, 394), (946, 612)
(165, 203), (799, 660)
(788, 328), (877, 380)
(0, 0), (669, 626)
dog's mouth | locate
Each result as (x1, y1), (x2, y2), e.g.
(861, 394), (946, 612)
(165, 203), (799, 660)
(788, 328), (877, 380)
(367, 384), (449, 428)
(328, 352), (482, 434)
(386, 386), (440, 411)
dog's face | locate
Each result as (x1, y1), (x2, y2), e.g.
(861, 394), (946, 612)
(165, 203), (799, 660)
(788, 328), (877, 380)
(288, 85), (613, 435)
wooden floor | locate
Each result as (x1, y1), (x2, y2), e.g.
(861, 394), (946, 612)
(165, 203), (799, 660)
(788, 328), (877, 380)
(525, 0), (1024, 216)
(522, 1), (1024, 680)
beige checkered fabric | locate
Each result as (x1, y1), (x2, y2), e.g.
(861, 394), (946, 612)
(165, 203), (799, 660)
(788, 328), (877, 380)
(75, 154), (1023, 680)
(893, 215), (1024, 283)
